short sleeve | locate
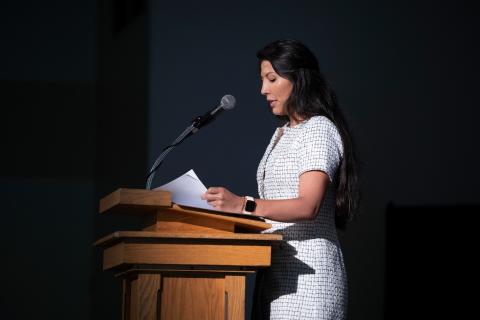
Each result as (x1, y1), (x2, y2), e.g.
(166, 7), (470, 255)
(296, 117), (344, 181)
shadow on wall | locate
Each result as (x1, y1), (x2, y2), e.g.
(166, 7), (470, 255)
(385, 203), (477, 319)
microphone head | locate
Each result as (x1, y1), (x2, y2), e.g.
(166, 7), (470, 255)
(220, 94), (236, 110)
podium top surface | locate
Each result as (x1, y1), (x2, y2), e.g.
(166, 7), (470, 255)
(99, 188), (273, 233)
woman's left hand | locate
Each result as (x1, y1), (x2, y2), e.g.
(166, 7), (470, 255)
(201, 187), (244, 213)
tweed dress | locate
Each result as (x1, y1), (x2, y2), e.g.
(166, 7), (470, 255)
(253, 116), (348, 320)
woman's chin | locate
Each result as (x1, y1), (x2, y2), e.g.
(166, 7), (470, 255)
(271, 109), (286, 116)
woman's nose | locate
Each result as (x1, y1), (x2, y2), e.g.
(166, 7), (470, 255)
(261, 82), (269, 95)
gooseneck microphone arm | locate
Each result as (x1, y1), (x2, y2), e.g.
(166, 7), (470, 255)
(145, 124), (196, 190)
(145, 94), (236, 190)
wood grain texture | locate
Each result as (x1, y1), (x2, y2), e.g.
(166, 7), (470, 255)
(225, 275), (245, 320)
(99, 188), (172, 214)
(163, 204), (271, 232)
(103, 243), (272, 270)
(129, 275), (139, 320)
(137, 274), (161, 320)
(97, 189), (283, 320)
(123, 274), (162, 320)
(160, 276), (224, 320)
(99, 189), (272, 234)
(94, 230), (282, 247)
(103, 242), (124, 270)
(145, 210), (235, 234)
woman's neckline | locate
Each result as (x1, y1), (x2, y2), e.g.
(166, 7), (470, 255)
(284, 117), (310, 130)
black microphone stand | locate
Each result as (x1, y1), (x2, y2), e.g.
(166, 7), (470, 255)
(145, 115), (205, 190)
(145, 94), (234, 190)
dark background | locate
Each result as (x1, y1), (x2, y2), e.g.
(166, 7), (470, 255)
(1, 0), (478, 319)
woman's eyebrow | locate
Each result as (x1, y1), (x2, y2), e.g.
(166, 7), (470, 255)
(260, 71), (275, 78)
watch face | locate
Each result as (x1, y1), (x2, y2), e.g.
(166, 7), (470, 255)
(245, 200), (256, 212)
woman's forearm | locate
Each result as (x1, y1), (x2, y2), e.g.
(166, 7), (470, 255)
(253, 197), (321, 222)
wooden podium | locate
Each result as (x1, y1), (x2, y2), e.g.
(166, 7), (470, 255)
(95, 188), (282, 320)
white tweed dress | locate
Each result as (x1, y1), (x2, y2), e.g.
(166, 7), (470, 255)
(253, 116), (348, 320)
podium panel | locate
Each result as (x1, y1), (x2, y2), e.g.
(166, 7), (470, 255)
(122, 272), (246, 320)
(160, 276), (225, 320)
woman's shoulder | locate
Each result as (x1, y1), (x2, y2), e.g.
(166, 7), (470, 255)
(301, 116), (344, 155)
(304, 115), (339, 132)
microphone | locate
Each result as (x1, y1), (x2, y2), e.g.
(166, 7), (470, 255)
(192, 94), (236, 130)
(145, 94), (236, 189)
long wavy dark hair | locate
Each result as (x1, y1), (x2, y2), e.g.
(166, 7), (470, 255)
(257, 39), (360, 229)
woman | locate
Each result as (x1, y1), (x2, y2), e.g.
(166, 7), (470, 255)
(202, 39), (359, 320)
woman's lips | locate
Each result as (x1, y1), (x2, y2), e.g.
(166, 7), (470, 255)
(269, 100), (277, 107)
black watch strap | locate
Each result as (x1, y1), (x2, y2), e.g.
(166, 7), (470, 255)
(243, 196), (256, 214)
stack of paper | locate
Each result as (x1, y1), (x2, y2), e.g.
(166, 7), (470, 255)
(155, 169), (216, 211)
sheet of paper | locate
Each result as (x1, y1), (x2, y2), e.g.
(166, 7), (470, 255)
(155, 169), (217, 211)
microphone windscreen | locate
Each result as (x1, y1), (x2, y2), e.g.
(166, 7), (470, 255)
(220, 94), (236, 110)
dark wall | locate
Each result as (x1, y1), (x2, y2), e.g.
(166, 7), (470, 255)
(148, 1), (479, 319)
(385, 204), (477, 319)
(2, 0), (478, 319)
(92, 1), (149, 320)
(1, 1), (96, 319)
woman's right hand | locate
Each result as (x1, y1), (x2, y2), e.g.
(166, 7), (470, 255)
(201, 187), (245, 213)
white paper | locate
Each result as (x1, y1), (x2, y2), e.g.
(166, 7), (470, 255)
(155, 169), (217, 211)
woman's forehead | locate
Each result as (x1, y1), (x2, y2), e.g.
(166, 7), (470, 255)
(260, 60), (276, 77)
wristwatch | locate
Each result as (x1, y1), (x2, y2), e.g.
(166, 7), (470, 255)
(243, 196), (256, 214)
